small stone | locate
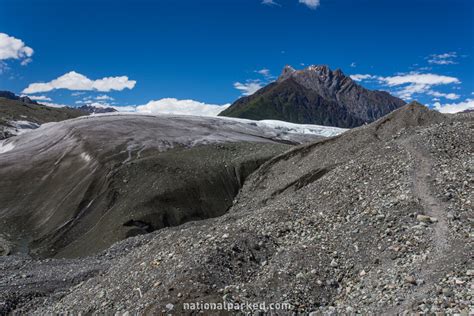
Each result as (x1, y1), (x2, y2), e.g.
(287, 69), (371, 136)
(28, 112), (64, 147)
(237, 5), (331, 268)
(359, 270), (366, 277)
(405, 275), (417, 285)
(330, 259), (338, 267)
(222, 233), (229, 239)
(98, 290), (106, 298)
(442, 288), (453, 297)
(416, 214), (437, 223)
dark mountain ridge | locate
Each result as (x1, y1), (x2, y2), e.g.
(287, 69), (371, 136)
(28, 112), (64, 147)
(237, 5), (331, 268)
(76, 104), (118, 114)
(0, 90), (38, 105)
(220, 65), (406, 128)
(0, 92), (86, 139)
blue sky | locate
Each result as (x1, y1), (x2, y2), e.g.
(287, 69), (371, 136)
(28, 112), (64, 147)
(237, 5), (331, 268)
(0, 0), (473, 114)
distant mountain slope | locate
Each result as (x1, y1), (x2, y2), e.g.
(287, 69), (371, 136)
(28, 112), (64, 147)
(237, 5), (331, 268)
(0, 93), (86, 139)
(220, 65), (406, 128)
(77, 104), (118, 114)
(0, 90), (38, 105)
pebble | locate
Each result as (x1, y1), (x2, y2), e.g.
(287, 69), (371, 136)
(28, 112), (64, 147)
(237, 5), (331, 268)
(416, 214), (438, 223)
(405, 275), (417, 285)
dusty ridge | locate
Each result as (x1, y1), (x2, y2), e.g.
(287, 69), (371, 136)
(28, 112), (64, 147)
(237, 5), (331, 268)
(0, 103), (472, 314)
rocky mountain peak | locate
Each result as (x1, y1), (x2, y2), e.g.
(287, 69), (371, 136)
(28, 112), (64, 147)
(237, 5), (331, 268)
(0, 91), (38, 105)
(277, 64), (349, 89)
(221, 64), (406, 128)
(76, 104), (117, 114)
(278, 65), (297, 82)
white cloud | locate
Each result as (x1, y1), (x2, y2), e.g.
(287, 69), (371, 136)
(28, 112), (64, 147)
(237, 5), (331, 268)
(377, 72), (460, 100)
(233, 80), (264, 96)
(42, 102), (68, 108)
(262, 0), (280, 6)
(255, 68), (276, 81)
(427, 90), (460, 100)
(434, 98), (474, 113)
(350, 74), (376, 82)
(136, 98), (229, 116)
(379, 72), (460, 87)
(299, 0), (320, 9)
(0, 33), (34, 65)
(24, 95), (52, 101)
(0, 61), (10, 74)
(95, 94), (114, 101)
(350, 62), (357, 68)
(378, 72), (461, 100)
(350, 71), (461, 100)
(22, 71), (136, 94)
(427, 52), (457, 65)
(21, 58), (32, 66)
(256, 68), (271, 77)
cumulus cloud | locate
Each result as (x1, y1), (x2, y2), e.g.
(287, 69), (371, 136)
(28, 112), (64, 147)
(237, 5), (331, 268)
(233, 80), (264, 96)
(299, 0), (320, 9)
(378, 72), (460, 100)
(24, 95), (52, 101)
(427, 52), (458, 65)
(353, 71), (461, 100)
(22, 71), (136, 94)
(0, 33), (34, 65)
(427, 90), (460, 100)
(434, 98), (474, 113)
(95, 94), (114, 101)
(136, 98), (230, 116)
(350, 74), (377, 82)
(378, 72), (460, 87)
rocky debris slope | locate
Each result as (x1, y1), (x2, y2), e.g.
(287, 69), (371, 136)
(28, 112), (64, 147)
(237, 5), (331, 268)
(0, 113), (330, 259)
(1, 103), (472, 315)
(219, 65), (406, 128)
